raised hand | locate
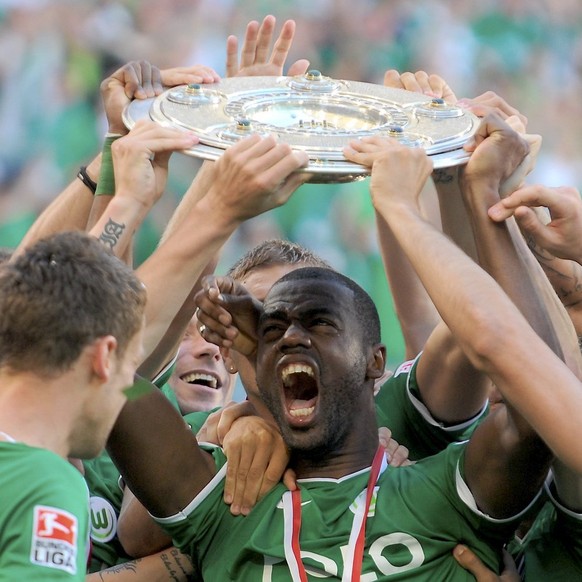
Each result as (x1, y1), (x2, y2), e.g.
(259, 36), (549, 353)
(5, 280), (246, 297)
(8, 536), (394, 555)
(111, 120), (198, 209)
(100, 60), (220, 135)
(457, 91), (528, 128)
(383, 69), (457, 103)
(100, 60), (164, 135)
(383, 67), (528, 130)
(202, 133), (309, 223)
(194, 275), (262, 355)
(488, 184), (582, 263)
(226, 15), (309, 78)
(460, 113), (530, 193)
(159, 64), (220, 87)
(343, 137), (433, 216)
(89, 121), (198, 255)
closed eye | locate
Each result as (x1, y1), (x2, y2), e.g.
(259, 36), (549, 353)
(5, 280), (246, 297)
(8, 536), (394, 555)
(259, 321), (286, 341)
(309, 318), (338, 332)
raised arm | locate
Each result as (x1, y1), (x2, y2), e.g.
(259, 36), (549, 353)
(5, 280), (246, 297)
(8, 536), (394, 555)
(350, 115), (561, 515)
(16, 61), (168, 254)
(14, 60), (216, 258)
(86, 60), (220, 253)
(225, 15), (309, 78)
(370, 72), (530, 424)
(378, 71), (452, 356)
(12, 155), (99, 255)
(139, 16), (310, 378)
(87, 120), (197, 257)
(136, 135), (308, 363)
(489, 184), (582, 265)
(489, 184), (582, 511)
(364, 122), (582, 496)
(417, 113), (541, 423)
(454, 116), (564, 517)
(108, 136), (308, 518)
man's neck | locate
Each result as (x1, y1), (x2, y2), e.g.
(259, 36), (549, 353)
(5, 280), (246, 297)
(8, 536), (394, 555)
(291, 431), (380, 480)
(0, 373), (77, 457)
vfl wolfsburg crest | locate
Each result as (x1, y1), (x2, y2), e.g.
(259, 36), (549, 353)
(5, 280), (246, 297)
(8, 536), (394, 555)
(89, 496), (118, 543)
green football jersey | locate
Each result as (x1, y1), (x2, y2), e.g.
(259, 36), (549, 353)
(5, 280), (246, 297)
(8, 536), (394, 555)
(518, 480), (582, 581)
(161, 382), (181, 411)
(152, 356), (177, 388)
(160, 381), (219, 435)
(83, 404), (212, 572)
(156, 442), (534, 581)
(83, 452), (130, 573)
(183, 409), (216, 435)
(0, 442), (89, 580)
(375, 356), (487, 460)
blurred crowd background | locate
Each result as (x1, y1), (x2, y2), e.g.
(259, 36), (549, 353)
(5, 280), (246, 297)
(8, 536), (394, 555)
(1, 0), (581, 365)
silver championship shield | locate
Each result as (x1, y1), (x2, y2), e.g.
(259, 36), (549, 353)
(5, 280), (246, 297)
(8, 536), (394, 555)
(123, 71), (478, 183)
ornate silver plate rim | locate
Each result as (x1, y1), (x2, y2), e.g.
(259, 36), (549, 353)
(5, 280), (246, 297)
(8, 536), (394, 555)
(123, 73), (478, 181)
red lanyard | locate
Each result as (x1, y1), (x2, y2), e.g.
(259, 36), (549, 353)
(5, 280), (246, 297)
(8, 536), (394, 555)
(284, 446), (386, 582)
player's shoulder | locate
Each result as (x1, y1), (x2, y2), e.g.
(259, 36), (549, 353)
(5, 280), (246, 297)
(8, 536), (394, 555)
(0, 442), (84, 488)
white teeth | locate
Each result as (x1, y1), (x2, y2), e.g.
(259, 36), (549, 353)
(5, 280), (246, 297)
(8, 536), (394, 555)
(181, 373), (217, 389)
(281, 363), (314, 386)
(289, 406), (315, 417)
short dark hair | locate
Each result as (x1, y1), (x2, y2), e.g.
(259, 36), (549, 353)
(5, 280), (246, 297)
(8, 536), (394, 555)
(271, 267), (381, 344)
(0, 231), (146, 376)
(227, 239), (332, 282)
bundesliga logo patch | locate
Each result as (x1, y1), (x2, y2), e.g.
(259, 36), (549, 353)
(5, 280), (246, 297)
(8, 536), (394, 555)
(30, 505), (78, 575)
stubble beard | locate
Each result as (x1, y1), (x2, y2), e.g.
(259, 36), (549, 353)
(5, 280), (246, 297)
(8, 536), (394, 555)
(260, 364), (365, 462)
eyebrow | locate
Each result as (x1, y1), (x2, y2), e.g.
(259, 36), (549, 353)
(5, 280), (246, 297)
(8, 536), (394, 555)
(301, 307), (337, 319)
(259, 309), (288, 326)
(261, 305), (337, 324)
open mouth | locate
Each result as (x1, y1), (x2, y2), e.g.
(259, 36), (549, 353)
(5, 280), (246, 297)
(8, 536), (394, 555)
(281, 362), (319, 423)
(180, 371), (220, 390)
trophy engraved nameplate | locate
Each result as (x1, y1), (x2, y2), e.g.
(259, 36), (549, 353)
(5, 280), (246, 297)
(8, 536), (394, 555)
(123, 71), (479, 183)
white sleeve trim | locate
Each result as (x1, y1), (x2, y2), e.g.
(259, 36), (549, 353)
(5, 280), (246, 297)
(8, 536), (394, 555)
(152, 462), (228, 525)
(455, 455), (546, 523)
(151, 351), (179, 385)
(545, 473), (582, 521)
(405, 353), (488, 432)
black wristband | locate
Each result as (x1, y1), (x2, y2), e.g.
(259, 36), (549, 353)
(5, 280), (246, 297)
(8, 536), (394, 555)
(77, 165), (98, 194)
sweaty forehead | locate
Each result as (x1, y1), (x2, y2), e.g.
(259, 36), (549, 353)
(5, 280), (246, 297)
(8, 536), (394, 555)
(263, 278), (353, 313)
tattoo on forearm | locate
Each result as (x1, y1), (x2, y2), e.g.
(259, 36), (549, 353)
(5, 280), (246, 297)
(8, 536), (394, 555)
(526, 235), (558, 269)
(94, 548), (195, 581)
(432, 168), (455, 184)
(527, 234), (582, 304)
(97, 560), (139, 579)
(162, 548), (195, 581)
(98, 218), (126, 250)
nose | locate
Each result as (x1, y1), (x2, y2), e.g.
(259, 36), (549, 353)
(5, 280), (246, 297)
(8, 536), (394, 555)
(279, 323), (311, 351)
(190, 337), (222, 361)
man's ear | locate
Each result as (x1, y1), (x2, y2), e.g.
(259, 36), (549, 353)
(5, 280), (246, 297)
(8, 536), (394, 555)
(220, 346), (238, 374)
(366, 344), (386, 381)
(91, 336), (118, 382)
